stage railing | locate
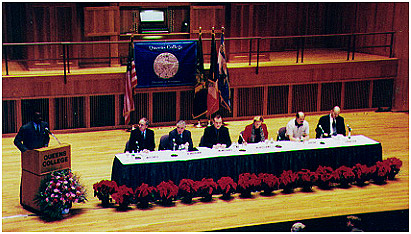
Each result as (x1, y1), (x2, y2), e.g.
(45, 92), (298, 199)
(3, 31), (395, 77)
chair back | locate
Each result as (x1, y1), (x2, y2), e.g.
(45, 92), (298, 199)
(277, 127), (289, 141)
(158, 134), (170, 150)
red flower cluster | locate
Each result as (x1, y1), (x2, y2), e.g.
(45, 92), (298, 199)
(111, 185), (134, 206)
(237, 173), (260, 191)
(178, 179), (198, 194)
(156, 180), (179, 200)
(373, 161), (392, 177)
(194, 178), (218, 195)
(352, 163), (375, 181)
(93, 180), (118, 200)
(385, 157), (402, 170)
(334, 166), (356, 184)
(316, 166), (335, 183)
(279, 170), (298, 188)
(258, 173), (279, 190)
(217, 177), (237, 194)
(135, 183), (156, 199)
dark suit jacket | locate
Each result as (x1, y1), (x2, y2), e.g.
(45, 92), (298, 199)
(315, 115), (346, 138)
(127, 128), (155, 152)
(14, 121), (50, 152)
(167, 129), (194, 150)
(201, 125), (232, 148)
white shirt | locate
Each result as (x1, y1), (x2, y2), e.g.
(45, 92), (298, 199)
(329, 114), (337, 135)
(286, 119), (309, 139)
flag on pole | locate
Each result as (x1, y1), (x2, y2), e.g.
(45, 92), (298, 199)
(123, 39), (136, 124)
(192, 29), (208, 119)
(207, 28), (219, 117)
(217, 30), (231, 112)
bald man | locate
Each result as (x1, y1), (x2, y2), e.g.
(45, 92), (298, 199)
(315, 106), (346, 138)
(286, 112), (309, 142)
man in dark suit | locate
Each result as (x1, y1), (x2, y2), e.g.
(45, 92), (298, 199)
(127, 117), (155, 152)
(315, 106), (346, 138)
(167, 120), (194, 151)
(200, 114), (232, 149)
(14, 111), (50, 152)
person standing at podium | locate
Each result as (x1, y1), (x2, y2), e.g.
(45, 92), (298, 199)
(127, 117), (155, 152)
(14, 111), (50, 152)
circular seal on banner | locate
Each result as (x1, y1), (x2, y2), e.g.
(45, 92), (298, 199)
(153, 52), (179, 79)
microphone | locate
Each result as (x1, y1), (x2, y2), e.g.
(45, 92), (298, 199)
(45, 127), (62, 144)
(239, 132), (246, 143)
(347, 124), (352, 132)
(318, 125), (325, 134)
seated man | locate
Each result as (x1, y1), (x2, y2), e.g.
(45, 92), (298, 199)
(315, 106), (346, 138)
(167, 120), (194, 150)
(126, 117), (155, 152)
(242, 116), (269, 143)
(201, 114), (232, 149)
(286, 112), (309, 142)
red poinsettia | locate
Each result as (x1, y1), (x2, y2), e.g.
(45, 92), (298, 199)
(178, 179), (198, 194)
(93, 180), (118, 202)
(279, 170), (298, 189)
(258, 173), (279, 191)
(374, 160), (391, 178)
(315, 165), (336, 188)
(297, 169), (318, 188)
(195, 178), (218, 195)
(217, 176), (237, 194)
(352, 163), (375, 183)
(135, 183), (156, 199)
(111, 185), (134, 208)
(384, 157), (403, 170)
(156, 180), (179, 200)
(237, 173), (260, 191)
(334, 165), (356, 185)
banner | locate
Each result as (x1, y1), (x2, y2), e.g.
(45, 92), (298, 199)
(134, 41), (197, 87)
(123, 41), (136, 125)
(192, 33), (208, 119)
(207, 32), (219, 117)
(218, 33), (231, 112)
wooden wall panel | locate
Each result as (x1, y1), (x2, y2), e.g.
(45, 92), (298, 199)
(267, 85), (289, 115)
(90, 95), (115, 127)
(2, 100), (17, 134)
(320, 83), (342, 111)
(344, 81), (370, 110)
(238, 87), (264, 117)
(84, 6), (119, 37)
(292, 84), (318, 113)
(372, 79), (394, 108)
(152, 92), (176, 124)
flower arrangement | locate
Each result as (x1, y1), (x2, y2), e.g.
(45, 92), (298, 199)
(35, 169), (87, 220)
(135, 183), (156, 208)
(237, 173), (260, 197)
(178, 179), (198, 203)
(315, 165), (335, 189)
(111, 185), (134, 210)
(352, 163), (375, 185)
(194, 178), (218, 202)
(93, 180), (118, 207)
(258, 173), (279, 195)
(279, 170), (298, 193)
(297, 169), (318, 192)
(217, 177), (237, 199)
(333, 166), (356, 187)
(384, 157), (402, 180)
(372, 161), (391, 184)
(155, 180), (179, 205)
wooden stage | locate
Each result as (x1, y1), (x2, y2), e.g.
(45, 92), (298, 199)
(2, 111), (409, 231)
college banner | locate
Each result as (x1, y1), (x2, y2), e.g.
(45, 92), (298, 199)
(134, 40), (197, 87)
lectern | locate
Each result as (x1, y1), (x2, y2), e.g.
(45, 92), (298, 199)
(21, 144), (71, 210)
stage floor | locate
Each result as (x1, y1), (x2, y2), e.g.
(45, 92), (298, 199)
(2, 111), (408, 231)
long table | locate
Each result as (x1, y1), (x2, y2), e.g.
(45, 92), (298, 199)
(111, 135), (382, 189)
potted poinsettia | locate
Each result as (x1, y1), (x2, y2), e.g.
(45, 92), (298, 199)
(279, 170), (298, 193)
(237, 173), (260, 198)
(334, 166), (356, 188)
(315, 165), (335, 189)
(93, 180), (118, 207)
(134, 183), (156, 208)
(111, 185), (134, 210)
(258, 173), (279, 195)
(178, 179), (198, 204)
(217, 176), (237, 200)
(384, 157), (403, 180)
(297, 169), (318, 192)
(194, 178), (218, 202)
(155, 180), (179, 206)
(372, 161), (391, 184)
(35, 169), (87, 220)
(352, 163), (375, 186)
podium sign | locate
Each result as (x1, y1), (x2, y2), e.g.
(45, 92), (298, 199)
(21, 144), (71, 210)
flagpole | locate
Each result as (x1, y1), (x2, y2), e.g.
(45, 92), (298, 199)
(196, 26), (203, 128)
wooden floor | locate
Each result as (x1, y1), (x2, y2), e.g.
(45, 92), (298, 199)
(2, 111), (409, 231)
(2, 49), (396, 77)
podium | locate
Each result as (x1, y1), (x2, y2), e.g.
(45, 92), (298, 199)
(21, 143), (71, 210)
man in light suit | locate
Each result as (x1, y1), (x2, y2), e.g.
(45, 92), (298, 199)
(167, 120), (194, 151)
(127, 117), (155, 152)
(14, 111), (50, 152)
(315, 106), (346, 138)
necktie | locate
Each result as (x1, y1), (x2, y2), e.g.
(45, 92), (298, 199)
(332, 119), (337, 136)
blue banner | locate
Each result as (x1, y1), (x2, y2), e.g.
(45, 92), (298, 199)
(134, 41), (197, 87)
